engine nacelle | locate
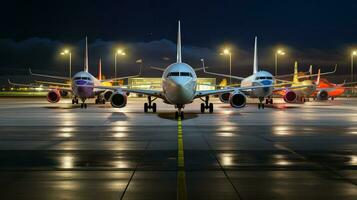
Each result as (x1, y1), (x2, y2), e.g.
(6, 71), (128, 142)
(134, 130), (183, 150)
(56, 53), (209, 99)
(317, 90), (329, 101)
(103, 90), (113, 102)
(47, 89), (61, 103)
(283, 90), (298, 103)
(229, 91), (246, 108)
(110, 91), (127, 108)
(219, 92), (230, 103)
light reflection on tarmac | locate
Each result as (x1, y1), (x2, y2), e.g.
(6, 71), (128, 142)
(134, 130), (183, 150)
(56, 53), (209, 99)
(0, 97), (356, 199)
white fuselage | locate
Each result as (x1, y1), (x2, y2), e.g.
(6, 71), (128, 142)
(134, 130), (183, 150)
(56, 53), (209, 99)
(241, 71), (274, 98)
(162, 63), (197, 105)
(71, 71), (102, 99)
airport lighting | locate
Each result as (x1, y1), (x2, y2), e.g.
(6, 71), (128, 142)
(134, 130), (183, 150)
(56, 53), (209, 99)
(351, 51), (357, 82)
(220, 48), (232, 85)
(115, 49), (126, 81)
(60, 49), (72, 79)
(275, 49), (285, 76)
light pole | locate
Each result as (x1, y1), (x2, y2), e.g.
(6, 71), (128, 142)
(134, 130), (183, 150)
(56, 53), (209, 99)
(351, 51), (357, 94)
(221, 48), (232, 85)
(274, 49), (285, 76)
(114, 49), (126, 81)
(61, 49), (71, 79)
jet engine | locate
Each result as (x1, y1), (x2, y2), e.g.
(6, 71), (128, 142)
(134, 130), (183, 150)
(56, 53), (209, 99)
(316, 90), (329, 101)
(283, 90), (298, 103)
(103, 90), (113, 102)
(229, 91), (246, 108)
(110, 91), (127, 108)
(47, 89), (61, 103)
(219, 92), (230, 103)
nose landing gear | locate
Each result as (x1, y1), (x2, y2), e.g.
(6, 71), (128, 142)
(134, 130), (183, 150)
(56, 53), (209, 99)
(144, 96), (157, 113)
(80, 98), (87, 109)
(175, 106), (184, 120)
(200, 96), (213, 113)
(258, 97), (265, 109)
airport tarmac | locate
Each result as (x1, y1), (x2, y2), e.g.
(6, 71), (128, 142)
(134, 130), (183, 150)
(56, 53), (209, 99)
(0, 97), (356, 199)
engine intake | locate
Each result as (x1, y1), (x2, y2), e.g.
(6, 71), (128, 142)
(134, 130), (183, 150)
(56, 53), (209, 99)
(317, 90), (328, 101)
(110, 91), (127, 108)
(219, 92), (230, 103)
(47, 90), (61, 103)
(283, 90), (297, 103)
(229, 91), (246, 108)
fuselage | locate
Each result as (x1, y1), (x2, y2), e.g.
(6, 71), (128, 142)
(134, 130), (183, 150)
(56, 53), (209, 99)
(291, 79), (316, 97)
(71, 71), (102, 99)
(162, 62), (197, 105)
(241, 71), (274, 98)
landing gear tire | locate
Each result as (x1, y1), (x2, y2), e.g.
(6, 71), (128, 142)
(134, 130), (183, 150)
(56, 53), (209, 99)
(76, 99), (79, 104)
(72, 99), (75, 104)
(265, 99), (269, 104)
(180, 111), (184, 119)
(258, 104), (261, 109)
(175, 111), (179, 119)
(209, 103), (213, 113)
(261, 103), (265, 109)
(95, 99), (98, 104)
(144, 103), (148, 113)
(84, 104), (87, 109)
(200, 103), (205, 113)
(270, 99), (273, 104)
(80, 104), (83, 109)
(152, 103), (157, 113)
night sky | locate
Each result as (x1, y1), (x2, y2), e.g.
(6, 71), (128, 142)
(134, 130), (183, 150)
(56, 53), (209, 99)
(1, 0), (357, 83)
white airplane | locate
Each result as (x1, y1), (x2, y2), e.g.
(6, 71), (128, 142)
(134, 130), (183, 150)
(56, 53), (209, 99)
(201, 37), (319, 109)
(95, 21), (278, 119)
(8, 37), (141, 108)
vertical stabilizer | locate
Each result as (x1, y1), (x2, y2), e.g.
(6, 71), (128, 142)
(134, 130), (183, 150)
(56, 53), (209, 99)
(316, 68), (321, 85)
(253, 36), (258, 74)
(176, 20), (182, 63)
(84, 37), (89, 72)
(293, 61), (299, 83)
(98, 58), (102, 80)
(309, 65), (313, 80)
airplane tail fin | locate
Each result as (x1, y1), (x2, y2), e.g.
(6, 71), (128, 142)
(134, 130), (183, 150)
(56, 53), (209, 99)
(316, 68), (321, 85)
(98, 58), (102, 80)
(84, 37), (89, 72)
(253, 36), (258, 74)
(176, 20), (182, 63)
(309, 65), (313, 80)
(293, 61), (299, 83)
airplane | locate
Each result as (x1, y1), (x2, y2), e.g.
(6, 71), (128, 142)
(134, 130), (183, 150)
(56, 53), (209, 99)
(95, 21), (278, 119)
(276, 61), (336, 103)
(8, 37), (141, 109)
(201, 37), (312, 109)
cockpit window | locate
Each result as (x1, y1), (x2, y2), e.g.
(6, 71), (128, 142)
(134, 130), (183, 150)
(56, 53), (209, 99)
(74, 77), (81, 80)
(167, 72), (180, 77)
(74, 77), (91, 80)
(180, 72), (192, 77)
(256, 76), (273, 80)
(167, 72), (192, 77)
(82, 77), (91, 80)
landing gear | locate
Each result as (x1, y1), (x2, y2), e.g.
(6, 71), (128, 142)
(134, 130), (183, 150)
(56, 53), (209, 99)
(175, 106), (184, 120)
(144, 96), (157, 113)
(258, 97), (265, 109)
(72, 97), (79, 104)
(200, 96), (214, 113)
(265, 97), (273, 104)
(95, 96), (105, 104)
(80, 98), (87, 109)
(331, 97), (335, 101)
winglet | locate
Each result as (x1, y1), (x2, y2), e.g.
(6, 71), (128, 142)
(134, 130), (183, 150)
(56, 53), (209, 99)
(309, 65), (313, 76)
(253, 36), (258, 74)
(7, 79), (12, 85)
(176, 20), (182, 63)
(29, 68), (33, 75)
(201, 58), (206, 72)
(84, 36), (89, 72)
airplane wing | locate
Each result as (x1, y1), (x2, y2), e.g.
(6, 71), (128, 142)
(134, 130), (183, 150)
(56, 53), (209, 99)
(203, 65), (245, 80)
(35, 80), (71, 86)
(29, 68), (70, 80)
(150, 66), (166, 72)
(293, 65), (337, 79)
(8, 79), (72, 91)
(94, 85), (164, 98)
(273, 84), (315, 91)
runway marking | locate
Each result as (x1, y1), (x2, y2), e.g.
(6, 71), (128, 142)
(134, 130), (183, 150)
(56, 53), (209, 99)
(177, 117), (187, 200)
